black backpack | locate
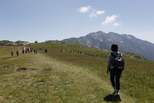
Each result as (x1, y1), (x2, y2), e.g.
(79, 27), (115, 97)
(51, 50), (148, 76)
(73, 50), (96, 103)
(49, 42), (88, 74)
(111, 52), (124, 70)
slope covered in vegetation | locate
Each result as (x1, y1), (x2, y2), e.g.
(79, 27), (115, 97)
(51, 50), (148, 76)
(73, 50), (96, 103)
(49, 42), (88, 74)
(0, 43), (153, 103)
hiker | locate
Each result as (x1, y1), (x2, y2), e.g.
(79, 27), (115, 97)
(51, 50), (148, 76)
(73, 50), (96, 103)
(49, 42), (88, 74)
(34, 49), (38, 54)
(16, 50), (19, 56)
(45, 49), (48, 53)
(34, 49), (36, 54)
(11, 51), (14, 56)
(30, 48), (33, 53)
(107, 44), (125, 95)
(23, 47), (26, 54)
(22, 49), (24, 54)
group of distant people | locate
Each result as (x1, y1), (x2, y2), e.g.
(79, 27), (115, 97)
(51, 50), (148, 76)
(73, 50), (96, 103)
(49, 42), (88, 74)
(22, 47), (34, 54)
(10, 46), (48, 57)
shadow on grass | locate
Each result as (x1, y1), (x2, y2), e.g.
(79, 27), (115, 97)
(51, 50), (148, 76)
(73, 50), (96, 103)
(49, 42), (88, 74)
(103, 94), (121, 102)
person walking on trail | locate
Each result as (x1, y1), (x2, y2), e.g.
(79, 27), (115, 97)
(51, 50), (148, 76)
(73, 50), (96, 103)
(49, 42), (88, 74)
(107, 44), (125, 95)
(11, 51), (14, 56)
(45, 48), (48, 53)
(16, 50), (19, 56)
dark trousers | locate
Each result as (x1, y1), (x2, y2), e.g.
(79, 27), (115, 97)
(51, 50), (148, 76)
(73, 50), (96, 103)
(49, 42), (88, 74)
(110, 69), (122, 90)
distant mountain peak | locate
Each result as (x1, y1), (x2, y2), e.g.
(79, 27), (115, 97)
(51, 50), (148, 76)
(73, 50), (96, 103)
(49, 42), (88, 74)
(96, 31), (106, 34)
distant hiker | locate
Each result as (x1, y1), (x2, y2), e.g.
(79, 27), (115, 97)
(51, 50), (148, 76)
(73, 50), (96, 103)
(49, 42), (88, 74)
(45, 49), (48, 53)
(22, 49), (24, 54)
(25, 47), (28, 53)
(23, 47), (26, 54)
(33, 49), (36, 54)
(11, 51), (14, 56)
(34, 49), (38, 54)
(16, 50), (19, 56)
(28, 47), (31, 53)
(107, 44), (125, 95)
(30, 48), (33, 53)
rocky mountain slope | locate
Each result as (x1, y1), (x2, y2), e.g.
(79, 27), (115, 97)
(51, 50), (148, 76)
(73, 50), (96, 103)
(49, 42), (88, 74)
(63, 31), (154, 61)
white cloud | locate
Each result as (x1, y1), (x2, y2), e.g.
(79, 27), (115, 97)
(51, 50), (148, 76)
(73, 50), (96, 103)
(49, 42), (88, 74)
(113, 22), (121, 26)
(78, 6), (92, 13)
(102, 15), (118, 24)
(77, 6), (121, 27)
(89, 10), (105, 18)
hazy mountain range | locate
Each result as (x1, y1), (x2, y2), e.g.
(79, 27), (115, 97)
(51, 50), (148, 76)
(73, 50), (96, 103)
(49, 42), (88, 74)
(63, 31), (154, 61)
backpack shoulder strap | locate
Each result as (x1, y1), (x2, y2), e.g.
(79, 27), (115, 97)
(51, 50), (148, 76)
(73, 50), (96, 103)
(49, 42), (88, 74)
(111, 53), (116, 59)
(118, 52), (123, 58)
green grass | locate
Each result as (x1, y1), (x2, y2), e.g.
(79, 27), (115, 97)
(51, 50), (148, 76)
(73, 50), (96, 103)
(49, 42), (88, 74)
(0, 43), (153, 103)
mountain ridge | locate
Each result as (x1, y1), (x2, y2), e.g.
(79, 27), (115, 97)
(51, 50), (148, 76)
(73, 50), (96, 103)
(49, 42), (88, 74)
(63, 31), (154, 61)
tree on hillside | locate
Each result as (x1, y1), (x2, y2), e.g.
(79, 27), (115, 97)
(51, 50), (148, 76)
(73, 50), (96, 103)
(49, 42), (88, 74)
(35, 41), (38, 43)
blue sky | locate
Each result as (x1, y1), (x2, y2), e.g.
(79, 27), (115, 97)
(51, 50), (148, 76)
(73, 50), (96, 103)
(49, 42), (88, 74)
(0, 0), (154, 43)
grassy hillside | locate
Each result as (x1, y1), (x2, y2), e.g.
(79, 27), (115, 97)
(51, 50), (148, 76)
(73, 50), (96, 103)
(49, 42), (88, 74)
(0, 43), (153, 103)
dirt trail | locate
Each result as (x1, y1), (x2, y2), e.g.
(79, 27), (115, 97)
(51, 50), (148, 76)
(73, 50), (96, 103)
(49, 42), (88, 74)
(30, 54), (136, 103)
